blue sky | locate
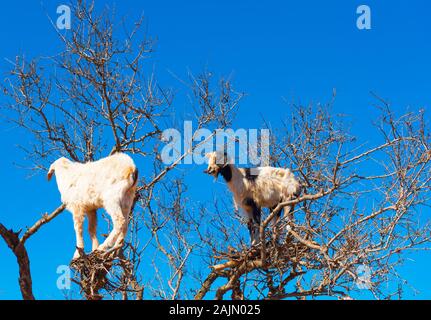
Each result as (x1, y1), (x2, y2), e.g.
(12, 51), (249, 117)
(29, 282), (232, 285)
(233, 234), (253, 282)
(0, 0), (430, 299)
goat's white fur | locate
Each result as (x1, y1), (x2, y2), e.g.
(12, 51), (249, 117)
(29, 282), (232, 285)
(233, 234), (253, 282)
(205, 151), (301, 244)
(47, 152), (138, 259)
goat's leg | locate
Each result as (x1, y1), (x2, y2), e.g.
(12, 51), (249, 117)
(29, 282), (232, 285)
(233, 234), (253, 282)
(98, 204), (126, 252)
(283, 200), (296, 244)
(112, 205), (131, 248)
(270, 206), (283, 243)
(280, 193), (296, 223)
(285, 204), (295, 226)
(87, 210), (99, 251)
(72, 209), (85, 259)
(242, 198), (261, 246)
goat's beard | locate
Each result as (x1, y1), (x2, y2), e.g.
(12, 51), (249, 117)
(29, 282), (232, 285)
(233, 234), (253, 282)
(204, 167), (220, 179)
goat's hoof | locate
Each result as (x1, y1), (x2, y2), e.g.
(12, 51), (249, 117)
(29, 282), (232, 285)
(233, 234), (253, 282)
(105, 245), (122, 255)
(72, 248), (85, 261)
(94, 245), (108, 252)
(71, 254), (83, 264)
(93, 246), (119, 259)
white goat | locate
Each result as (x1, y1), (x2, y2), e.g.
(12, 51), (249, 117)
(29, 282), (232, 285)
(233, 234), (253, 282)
(47, 152), (138, 259)
(204, 151), (301, 245)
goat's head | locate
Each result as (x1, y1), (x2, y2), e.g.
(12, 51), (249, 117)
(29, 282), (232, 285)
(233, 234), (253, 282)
(203, 151), (228, 178)
(47, 157), (71, 181)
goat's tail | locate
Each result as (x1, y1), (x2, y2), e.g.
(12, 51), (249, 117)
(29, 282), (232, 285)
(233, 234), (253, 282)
(123, 166), (139, 191)
(132, 168), (139, 187)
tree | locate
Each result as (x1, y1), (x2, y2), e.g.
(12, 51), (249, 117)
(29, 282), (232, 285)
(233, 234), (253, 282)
(0, 0), (241, 300)
(194, 98), (431, 299)
(1, 1), (430, 300)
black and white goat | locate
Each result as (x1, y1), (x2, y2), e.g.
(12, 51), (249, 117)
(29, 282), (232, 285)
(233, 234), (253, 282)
(204, 151), (301, 245)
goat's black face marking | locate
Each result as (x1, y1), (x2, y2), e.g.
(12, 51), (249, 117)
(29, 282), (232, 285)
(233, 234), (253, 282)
(219, 164), (232, 182)
(244, 167), (258, 182)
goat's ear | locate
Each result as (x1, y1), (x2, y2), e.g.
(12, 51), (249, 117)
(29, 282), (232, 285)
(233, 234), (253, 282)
(47, 164), (55, 181)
